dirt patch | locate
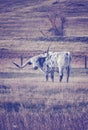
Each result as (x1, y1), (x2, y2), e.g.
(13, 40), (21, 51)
(0, 85), (11, 94)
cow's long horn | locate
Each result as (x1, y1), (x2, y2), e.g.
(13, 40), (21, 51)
(12, 59), (32, 69)
(13, 62), (22, 68)
(46, 44), (51, 54)
(12, 62), (28, 68)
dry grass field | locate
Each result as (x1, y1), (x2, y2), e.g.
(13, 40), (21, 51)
(0, 41), (88, 130)
(0, 0), (88, 129)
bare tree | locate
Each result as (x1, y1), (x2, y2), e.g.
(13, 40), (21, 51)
(40, 13), (65, 37)
(47, 13), (65, 36)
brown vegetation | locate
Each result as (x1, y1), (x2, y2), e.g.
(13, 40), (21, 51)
(0, 46), (88, 129)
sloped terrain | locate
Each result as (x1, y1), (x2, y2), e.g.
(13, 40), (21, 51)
(0, 0), (88, 130)
(0, 0), (88, 41)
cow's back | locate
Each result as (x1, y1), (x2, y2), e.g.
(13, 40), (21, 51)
(56, 52), (71, 68)
(41, 51), (71, 73)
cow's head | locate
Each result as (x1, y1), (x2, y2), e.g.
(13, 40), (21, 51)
(13, 45), (52, 70)
(29, 53), (48, 70)
(30, 46), (52, 70)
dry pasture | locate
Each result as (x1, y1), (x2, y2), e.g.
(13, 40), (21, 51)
(0, 41), (88, 130)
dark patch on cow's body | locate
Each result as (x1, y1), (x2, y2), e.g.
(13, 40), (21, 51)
(38, 57), (46, 67)
(66, 53), (68, 56)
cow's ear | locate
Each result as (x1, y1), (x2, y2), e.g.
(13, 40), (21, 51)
(28, 61), (32, 65)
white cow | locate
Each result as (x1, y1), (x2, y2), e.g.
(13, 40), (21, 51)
(44, 51), (71, 82)
(13, 51), (71, 82)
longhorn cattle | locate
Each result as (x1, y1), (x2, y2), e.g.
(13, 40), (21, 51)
(13, 50), (71, 82)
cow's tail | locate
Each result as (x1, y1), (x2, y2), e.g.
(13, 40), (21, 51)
(66, 52), (72, 82)
(67, 52), (72, 65)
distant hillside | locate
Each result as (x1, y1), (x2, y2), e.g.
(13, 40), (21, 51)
(0, 0), (88, 40)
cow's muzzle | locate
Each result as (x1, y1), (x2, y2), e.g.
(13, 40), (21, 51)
(28, 61), (32, 65)
(34, 66), (38, 70)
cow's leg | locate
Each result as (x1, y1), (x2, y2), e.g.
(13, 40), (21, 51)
(60, 74), (63, 82)
(46, 72), (48, 81)
(66, 66), (70, 82)
(51, 71), (54, 82)
(59, 68), (63, 82)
